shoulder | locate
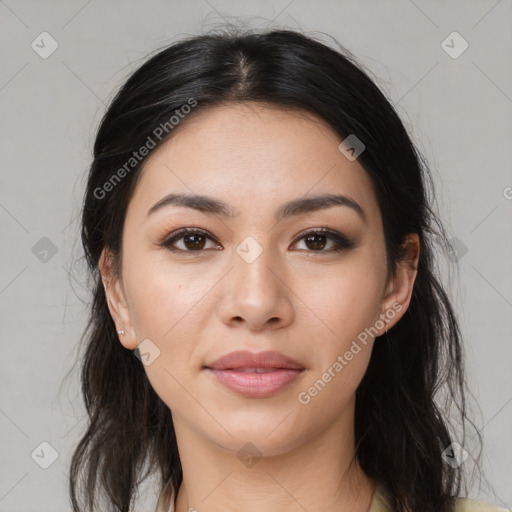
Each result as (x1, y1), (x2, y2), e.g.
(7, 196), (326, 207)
(455, 497), (511, 512)
(371, 484), (510, 512)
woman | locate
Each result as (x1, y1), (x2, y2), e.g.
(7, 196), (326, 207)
(69, 27), (508, 512)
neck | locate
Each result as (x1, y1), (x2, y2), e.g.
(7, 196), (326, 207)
(171, 404), (376, 512)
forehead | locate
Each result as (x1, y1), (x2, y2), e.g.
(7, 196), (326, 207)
(126, 102), (380, 224)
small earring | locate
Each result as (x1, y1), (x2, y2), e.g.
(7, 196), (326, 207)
(117, 329), (125, 335)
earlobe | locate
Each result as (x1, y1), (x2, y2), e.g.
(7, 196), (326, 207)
(379, 233), (420, 334)
(98, 248), (139, 350)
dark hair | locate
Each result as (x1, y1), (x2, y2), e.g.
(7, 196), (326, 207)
(70, 26), (485, 512)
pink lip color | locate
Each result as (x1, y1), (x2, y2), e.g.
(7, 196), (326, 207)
(207, 368), (304, 398)
(204, 350), (305, 398)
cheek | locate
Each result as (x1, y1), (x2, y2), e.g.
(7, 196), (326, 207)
(292, 269), (382, 417)
(123, 255), (205, 410)
(290, 255), (385, 402)
(123, 247), (210, 338)
(121, 251), (210, 394)
(294, 259), (385, 344)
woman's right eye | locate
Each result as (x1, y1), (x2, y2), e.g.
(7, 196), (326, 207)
(161, 228), (221, 253)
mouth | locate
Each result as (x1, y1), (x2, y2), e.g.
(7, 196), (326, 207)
(214, 367), (295, 373)
(204, 367), (305, 398)
(204, 349), (305, 371)
(203, 350), (305, 398)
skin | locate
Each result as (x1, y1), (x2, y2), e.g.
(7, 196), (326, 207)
(100, 102), (420, 512)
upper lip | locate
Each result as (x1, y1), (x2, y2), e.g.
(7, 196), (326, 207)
(205, 350), (304, 370)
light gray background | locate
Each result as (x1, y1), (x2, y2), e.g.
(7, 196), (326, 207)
(1, 1), (511, 510)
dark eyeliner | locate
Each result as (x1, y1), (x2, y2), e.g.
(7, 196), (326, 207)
(160, 227), (219, 252)
(160, 226), (355, 253)
(292, 227), (355, 252)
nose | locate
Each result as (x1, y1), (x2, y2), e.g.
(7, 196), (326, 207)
(216, 241), (294, 332)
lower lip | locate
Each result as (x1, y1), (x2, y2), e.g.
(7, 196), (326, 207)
(206, 368), (304, 398)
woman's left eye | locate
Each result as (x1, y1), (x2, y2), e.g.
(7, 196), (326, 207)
(292, 228), (355, 253)
(160, 227), (354, 253)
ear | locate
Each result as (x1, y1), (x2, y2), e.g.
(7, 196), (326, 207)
(98, 248), (138, 350)
(377, 233), (420, 334)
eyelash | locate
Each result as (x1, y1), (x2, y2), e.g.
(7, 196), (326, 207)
(160, 226), (355, 254)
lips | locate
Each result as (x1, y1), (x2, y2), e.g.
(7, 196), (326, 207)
(204, 350), (305, 398)
(205, 350), (304, 371)
(229, 367), (282, 373)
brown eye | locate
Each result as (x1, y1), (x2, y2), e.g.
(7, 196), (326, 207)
(181, 232), (207, 250)
(292, 228), (355, 253)
(162, 228), (221, 253)
(304, 233), (328, 251)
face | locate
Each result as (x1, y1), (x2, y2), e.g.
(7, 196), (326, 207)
(101, 102), (418, 456)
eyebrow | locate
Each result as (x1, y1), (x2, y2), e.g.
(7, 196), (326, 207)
(147, 192), (366, 223)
